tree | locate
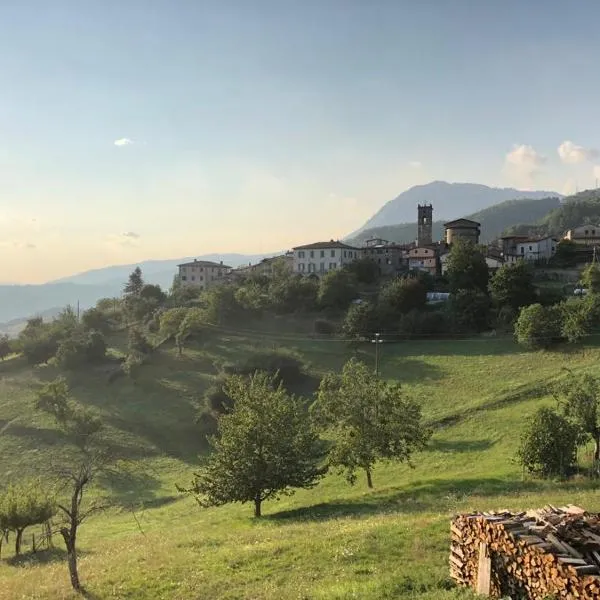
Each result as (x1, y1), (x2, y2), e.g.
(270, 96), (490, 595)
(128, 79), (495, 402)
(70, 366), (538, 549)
(560, 297), (593, 344)
(312, 358), (430, 488)
(81, 307), (111, 335)
(0, 334), (10, 361)
(317, 270), (358, 311)
(378, 277), (427, 319)
(176, 307), (207, 354)
(203, 284), (242, 324)
(180, 372), (324, 517)
(582, 262), (600, 295)
(556, 372), (600, 464)
(55, 330), (107, 370)
(552, 239), (578, 267)
(128, 327), (153, 356)
(159, 307), (188, 340)
(0, 481), (55, 555)
(345, 258), (380, 284)
(514, 303), (562, 350)
(445, 239), (489, 293)
(124, 267), (144, 296)
(517, 407), (579, 478)
(18, 317), (59, 365)
(342, 301), (380, 339)
(448, 289), (491, 333)
(490, 261), (537, 312)
(35, 378), (105, 592)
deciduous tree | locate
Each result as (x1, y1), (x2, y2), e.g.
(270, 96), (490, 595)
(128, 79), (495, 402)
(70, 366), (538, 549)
(312, 358), (430, 488)
(490, 261), (537, 312)
(181, 372), (324, 517)
(445, 238), (489, 294)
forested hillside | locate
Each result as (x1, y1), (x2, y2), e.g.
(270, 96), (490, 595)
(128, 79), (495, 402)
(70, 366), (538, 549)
(504, 189), (600, 238)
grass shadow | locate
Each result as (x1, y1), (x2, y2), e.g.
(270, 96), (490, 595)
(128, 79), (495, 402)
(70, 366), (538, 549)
(426, 438), (495, 453)
(5, 546), (90, 567)
(266, 476), (591, 523)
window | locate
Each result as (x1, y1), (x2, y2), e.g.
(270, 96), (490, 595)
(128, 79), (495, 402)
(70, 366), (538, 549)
(320, 250), (325, 258)
(299, 264), (305, 272)
(200, 276), (204, 281)
(343, 250), (347, 258)
(586, 230), (589, 235)
(191, 276), (195, 281)
(310, 250), (314, 258)
(298, 251), (305, 259)
(181, 275), (187, 281)
(308, 263), (315, 272)
(200, 267), (204, 272)
(593, 230), (596, 235)
(329, 262), (336, 269)
(330, 250), (335, 257)
(529, 246), (532, 251)
(320, 262), (325, 272)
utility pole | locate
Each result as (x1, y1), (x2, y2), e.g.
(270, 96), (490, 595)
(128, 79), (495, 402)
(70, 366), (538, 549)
(371, 332), (383, 376)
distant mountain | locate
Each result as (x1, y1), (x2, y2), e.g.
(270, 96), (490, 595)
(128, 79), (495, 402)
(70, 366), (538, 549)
(0, 252), (276, 324)
(347, 196), (562, 246)
(352, 181), (561, 235)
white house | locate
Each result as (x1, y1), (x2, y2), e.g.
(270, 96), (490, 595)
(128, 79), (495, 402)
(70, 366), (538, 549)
(515, 237), (557, 261)
(564, 224), (600, 246)
(177, 259), (231, 289)
(292, 240), (360, 275)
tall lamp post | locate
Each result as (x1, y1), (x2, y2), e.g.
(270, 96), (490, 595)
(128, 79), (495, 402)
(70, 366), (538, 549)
(371, 332), (383, 376)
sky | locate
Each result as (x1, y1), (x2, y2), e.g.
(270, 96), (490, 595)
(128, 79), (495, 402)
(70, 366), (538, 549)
(2, 0), (600, 283)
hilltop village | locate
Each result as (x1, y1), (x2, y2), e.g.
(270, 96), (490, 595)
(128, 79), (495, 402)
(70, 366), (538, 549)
(175, 203), (598, 290)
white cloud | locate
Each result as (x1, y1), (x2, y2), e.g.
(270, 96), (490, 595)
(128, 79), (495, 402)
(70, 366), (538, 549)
(106, 232), (141, 248)
(408, 161), (422, 169)
(504, 144), (546, 187)
(114, 138), (134, 147)
(558, 140), (598, 164)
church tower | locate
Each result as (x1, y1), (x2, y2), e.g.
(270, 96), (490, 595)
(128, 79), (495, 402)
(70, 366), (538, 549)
(417, 204), (433, 246)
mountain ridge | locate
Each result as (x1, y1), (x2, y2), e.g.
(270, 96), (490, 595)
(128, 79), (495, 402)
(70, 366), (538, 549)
(352, 181), (561, 236)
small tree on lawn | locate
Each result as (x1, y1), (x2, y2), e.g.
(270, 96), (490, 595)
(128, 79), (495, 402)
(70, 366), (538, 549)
(517, 407), (579, 478)
(180, 371), (325, 517)
(36, 377), (106, 593)
(159, 307), (188, 341)
(555, 372), (600, 466)
(312, 358), (431, 488)
(0, 480), (55, 556)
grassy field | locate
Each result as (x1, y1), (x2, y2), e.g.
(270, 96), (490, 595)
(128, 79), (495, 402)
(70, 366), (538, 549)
(1, 318), (600, 599)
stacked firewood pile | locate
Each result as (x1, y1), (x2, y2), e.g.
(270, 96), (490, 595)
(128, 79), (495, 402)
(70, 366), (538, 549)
(450, 505), (600, 599)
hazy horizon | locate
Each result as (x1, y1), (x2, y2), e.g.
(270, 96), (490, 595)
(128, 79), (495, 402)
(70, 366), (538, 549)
(2, 1), (600, 283)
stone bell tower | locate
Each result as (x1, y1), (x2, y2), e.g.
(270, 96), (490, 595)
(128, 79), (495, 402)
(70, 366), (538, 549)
(417, 204), (433, 246)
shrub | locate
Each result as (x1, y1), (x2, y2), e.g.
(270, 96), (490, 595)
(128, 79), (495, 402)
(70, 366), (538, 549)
(398, 309), (449, 339)
(514, 303), (562, 350)
(517, 407), (579, 478)
(225, 351), (306, 388)
(343, 301), (380, 339)
(448, 290), (491, 333)
(128, 328), (153, 355)
(379, 278), (427, 318)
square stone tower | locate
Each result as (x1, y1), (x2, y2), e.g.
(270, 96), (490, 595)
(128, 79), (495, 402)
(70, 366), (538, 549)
(417, 204), (433, 246)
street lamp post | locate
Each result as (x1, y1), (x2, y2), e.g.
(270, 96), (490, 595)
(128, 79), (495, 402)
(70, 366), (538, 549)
(371, 332), (383, 376)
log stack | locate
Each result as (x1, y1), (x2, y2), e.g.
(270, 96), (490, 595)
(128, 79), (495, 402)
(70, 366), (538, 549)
(450, 505), (600, 599)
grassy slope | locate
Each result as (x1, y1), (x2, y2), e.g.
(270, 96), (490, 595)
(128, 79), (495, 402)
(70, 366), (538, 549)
(1, 321), (600, 599)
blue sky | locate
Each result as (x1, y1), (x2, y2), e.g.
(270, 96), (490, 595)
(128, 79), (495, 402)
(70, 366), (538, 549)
(1, 0), (600, 282)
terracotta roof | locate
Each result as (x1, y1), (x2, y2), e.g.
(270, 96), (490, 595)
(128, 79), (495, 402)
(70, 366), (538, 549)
(293, 240), (359, 251)
(178, 260), (232, 268)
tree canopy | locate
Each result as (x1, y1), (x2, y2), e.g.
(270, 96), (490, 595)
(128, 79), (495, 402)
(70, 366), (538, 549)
(312, 358), (430, 488)
(181, 372), (325, 517)
(445, 239), (489, 294)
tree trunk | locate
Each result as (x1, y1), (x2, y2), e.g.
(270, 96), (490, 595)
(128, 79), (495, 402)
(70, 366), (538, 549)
(15, 528), (23, 556)
(366, 467), (373, 489)
(594, 435), (600, 464)
(254, 496), (262, 518)
(61, 528), (81, 592)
